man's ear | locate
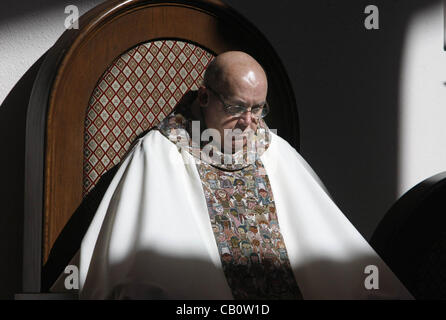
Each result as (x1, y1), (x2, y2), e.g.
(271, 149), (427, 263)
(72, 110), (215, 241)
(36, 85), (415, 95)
(197, 86), (209, 106)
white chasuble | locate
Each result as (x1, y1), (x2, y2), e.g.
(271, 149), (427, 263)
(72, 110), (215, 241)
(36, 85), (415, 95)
(78, 128), (413, 299)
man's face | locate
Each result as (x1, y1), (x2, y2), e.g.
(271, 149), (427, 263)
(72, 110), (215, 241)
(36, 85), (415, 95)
(200, 74), (268, 152)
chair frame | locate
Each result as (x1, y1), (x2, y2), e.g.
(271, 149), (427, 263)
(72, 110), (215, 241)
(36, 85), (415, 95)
(371, 171), (446, 299)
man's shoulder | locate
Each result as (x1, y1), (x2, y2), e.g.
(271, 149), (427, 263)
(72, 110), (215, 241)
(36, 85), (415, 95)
(120, 129), (176, 163)
(267, 131), (299, 156)
(265, 131), (328, 192)
(136, 128), (173, 149)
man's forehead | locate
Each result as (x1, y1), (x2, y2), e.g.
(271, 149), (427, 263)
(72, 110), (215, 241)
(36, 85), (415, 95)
(225, 67), (266, 88)
(218, 77), (267, 103)
(222, 88), (267, 106)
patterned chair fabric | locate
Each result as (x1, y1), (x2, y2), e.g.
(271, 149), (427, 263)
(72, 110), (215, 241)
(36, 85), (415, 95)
(83, 40), (214, 195)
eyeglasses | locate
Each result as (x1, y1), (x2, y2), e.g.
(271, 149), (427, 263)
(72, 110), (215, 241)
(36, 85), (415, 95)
(206, 86), (270, 119)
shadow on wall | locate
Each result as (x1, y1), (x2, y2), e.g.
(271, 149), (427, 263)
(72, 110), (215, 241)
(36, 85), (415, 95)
(225, 0), (441, 239)
(0, 54), (45, 299)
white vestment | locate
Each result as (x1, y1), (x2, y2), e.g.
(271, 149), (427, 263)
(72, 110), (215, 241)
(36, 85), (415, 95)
(77, 129), (413, 299)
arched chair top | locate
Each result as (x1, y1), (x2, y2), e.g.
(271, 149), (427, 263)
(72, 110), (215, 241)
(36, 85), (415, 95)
(371, 171), (446, 299)
(24, 0), (299, 292)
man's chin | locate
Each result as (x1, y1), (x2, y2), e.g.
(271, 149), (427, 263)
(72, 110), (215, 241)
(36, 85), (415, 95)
(222, 129), (255, 154)
(227, 137), (247, 154)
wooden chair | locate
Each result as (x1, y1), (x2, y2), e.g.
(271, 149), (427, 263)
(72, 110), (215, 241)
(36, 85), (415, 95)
(371, 172), (446, 299)
(22, 0), (300, 296)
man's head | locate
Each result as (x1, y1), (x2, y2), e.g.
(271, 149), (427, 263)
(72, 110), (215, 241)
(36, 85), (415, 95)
(197, 51), (268, 152)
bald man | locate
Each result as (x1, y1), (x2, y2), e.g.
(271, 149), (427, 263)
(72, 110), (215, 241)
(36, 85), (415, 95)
(72, 51), (412, 299)
(195, 51), (268, 152)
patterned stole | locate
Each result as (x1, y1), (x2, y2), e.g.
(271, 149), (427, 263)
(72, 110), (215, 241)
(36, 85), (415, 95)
(196, 160), (303, 300)
(157, 93), (303, 299)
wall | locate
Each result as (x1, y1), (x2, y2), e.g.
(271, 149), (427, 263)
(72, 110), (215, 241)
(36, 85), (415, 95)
(0, 0), (103, 299)
(0, 0), (444, 299)
(225, 0), (442, 234)
(398, 1), (446, 196)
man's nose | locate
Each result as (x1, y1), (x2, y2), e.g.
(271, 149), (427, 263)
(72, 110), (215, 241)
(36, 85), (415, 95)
(239, 110), (253, 126)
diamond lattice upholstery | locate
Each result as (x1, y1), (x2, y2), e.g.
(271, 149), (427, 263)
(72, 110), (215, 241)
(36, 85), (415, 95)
(83, 40), (214, 195)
